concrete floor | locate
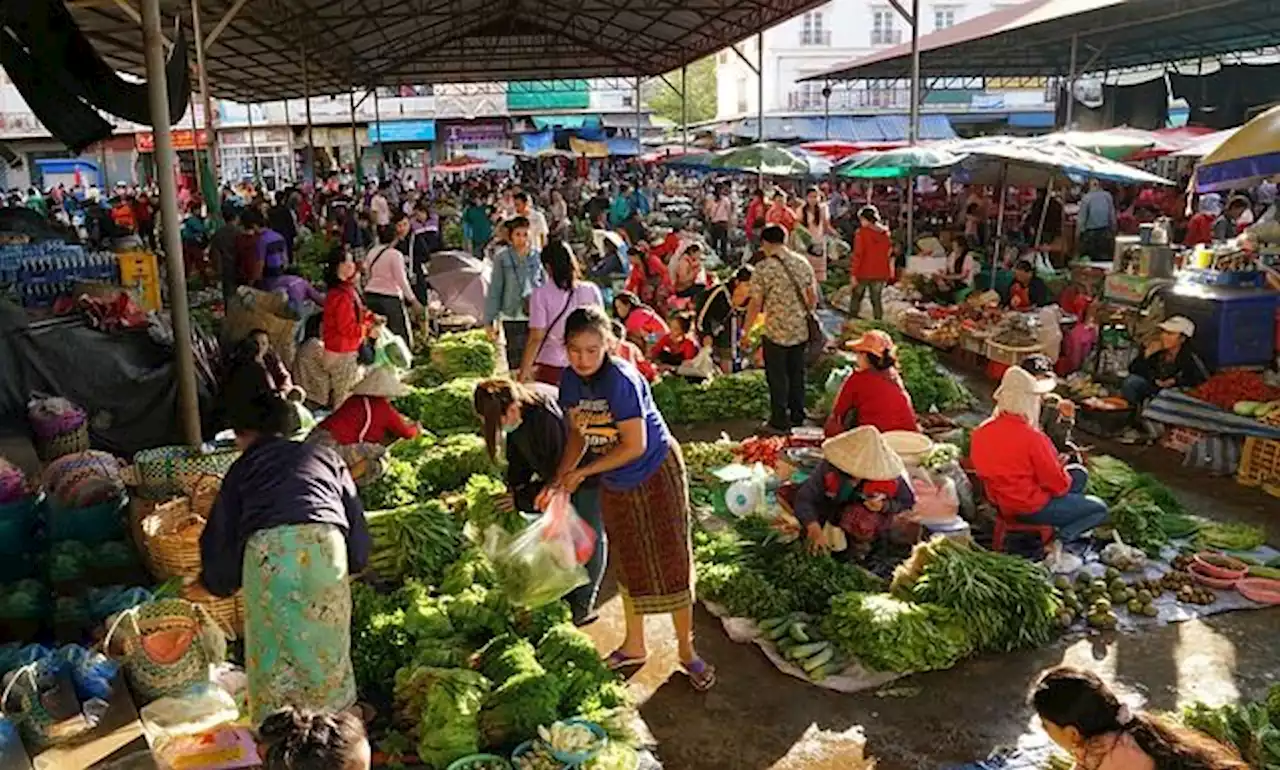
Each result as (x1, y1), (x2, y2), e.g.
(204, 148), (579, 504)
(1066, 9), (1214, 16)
(586, 415), (1280, 770)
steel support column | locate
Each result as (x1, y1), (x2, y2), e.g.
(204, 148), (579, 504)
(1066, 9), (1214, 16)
(756, 32), (764, 144)
(302, 47), (315, 184)
(906, 0), (920, 258)
(348, 87), (362, 185)
(191, 0), (218, 185)
(142, 0), (201, 446)
(247, 103), (260, 186)
(1065, 33), (1079, 128)
(634, 75), (642, 153)
(373, 87), (384, 181)
(680, 64), (688, 153)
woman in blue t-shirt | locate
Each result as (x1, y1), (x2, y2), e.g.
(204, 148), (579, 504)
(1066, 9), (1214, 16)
(545, 305), (715, 691)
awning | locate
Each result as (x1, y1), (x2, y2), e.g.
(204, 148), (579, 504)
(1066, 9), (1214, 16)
(1008, 112), (1057, 129)
(569, 136), (609, 158)
(369, 120), (436, 143)
(727, 114), (956, 142)
(803, 0), (1272, 81)
(599, 113), (654, 129)
(532, 115), (600, 130)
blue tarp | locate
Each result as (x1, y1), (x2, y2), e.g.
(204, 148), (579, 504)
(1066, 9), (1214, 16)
(729, 115), (956, 142)
(519, 129), (555, 154)
(606, 137), (640, 156)
(1008, 111), (1056, 128)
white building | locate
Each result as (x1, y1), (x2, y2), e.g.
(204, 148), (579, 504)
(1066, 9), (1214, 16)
(713, 0), (1055, 134)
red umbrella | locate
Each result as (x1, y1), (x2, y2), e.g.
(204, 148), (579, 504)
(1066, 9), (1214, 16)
(435, 155), (490, 173)
(798, 140), (909, 160)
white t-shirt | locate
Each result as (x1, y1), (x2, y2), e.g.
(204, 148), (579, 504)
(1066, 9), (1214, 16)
(370, 194), (391, 227)
(520, 208), (549, 249)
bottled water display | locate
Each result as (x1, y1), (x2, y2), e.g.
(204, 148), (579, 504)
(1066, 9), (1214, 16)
(0, 242), (119, 308)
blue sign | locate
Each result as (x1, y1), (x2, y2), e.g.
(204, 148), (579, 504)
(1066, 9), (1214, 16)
(370, 120), (436, 143)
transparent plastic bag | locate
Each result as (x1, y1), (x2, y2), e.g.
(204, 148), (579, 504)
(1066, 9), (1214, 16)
(483, 492), (594, 608)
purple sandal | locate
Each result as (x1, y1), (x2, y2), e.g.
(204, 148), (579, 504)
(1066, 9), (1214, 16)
(682, 659), (717, 692)
(605, 650), (648, 671)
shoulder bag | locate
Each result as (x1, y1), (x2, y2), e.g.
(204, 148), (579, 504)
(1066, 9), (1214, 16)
(771, 255), (829, 365)
(532, 285), (577, 364)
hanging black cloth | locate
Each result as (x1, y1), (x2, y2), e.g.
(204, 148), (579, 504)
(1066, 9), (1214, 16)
(0, 29), (113, 153)
(1170, 64), (1280, 129)
(0, 0), (190, 128)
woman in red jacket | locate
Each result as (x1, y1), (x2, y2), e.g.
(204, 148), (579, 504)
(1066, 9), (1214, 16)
(309, 366), (418, 484)
(850, 205), (894, 320)
(970, 367), (1108, 573)
(312, 249), (377, 409)
(824, 330), (918, 437)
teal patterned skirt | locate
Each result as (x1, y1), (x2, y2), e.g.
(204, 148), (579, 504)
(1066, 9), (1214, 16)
(243, 522), (357, 725)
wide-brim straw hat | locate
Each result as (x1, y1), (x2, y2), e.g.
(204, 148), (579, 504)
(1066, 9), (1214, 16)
(821, 425), (905, 481)
(351, 366), (411, 399)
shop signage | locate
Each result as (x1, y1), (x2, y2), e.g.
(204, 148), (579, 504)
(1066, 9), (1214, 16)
(135, 129), (210, 152)
(370, 120), (436, 143)
(442, 121), (507, 144)
(219, 128), (291, 147)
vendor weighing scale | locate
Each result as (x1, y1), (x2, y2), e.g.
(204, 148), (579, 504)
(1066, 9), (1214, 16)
(1102, 236), (1175, 308)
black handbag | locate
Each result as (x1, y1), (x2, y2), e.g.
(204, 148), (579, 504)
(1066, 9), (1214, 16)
(771, 255), (829, 365)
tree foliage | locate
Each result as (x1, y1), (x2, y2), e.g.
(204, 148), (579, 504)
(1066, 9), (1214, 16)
(643, 56), (718, 126)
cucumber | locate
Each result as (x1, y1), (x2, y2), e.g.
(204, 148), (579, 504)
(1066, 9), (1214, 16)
(1247, 565), (1280, 580)
(788, 641), (829, 660)
(802, 645), (835, 673)
(789, 623), (811, 644)
(759, 616), (790, 633)
(776, 638), (797, 655)
(763, 622), (792, 642)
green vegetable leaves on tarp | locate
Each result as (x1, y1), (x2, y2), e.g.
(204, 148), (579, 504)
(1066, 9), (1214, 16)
(367, 501), (464, 584)
(651, 371), (771, 424)
(822, 592), (972, 673)
(396, 378), (483, 434)
(427, 330), (498, 380)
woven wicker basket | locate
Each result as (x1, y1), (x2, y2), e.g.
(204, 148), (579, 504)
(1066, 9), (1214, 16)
(179, 584), (244, 637)
(35, 424), (90, 463)
(139, 496), (204, 580)
(131, 446), (240, 499)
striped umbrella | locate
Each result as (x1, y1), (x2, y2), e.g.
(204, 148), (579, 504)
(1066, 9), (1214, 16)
(1196, 105), (1280, 192)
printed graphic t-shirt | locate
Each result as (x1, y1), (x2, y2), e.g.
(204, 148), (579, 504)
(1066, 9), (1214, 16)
(558, 356), (671, 491)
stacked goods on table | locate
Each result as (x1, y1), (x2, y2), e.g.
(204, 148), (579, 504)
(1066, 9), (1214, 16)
(0, 450), (155, 645)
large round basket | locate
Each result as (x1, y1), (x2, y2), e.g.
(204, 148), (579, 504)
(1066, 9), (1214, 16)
(139, 496), (204, 581)
(131, 446), (240, 499)
(179, 585), (244, 637)
(35, 423), (90, 463)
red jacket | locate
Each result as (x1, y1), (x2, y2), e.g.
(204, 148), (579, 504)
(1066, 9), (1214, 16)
(1184, 212), (1214, 246)
(969, 412), (1071, 518)
(823, 369), (918, 437)
(852, 224), (894, 281)
(745, 199), (767, 240)
(651, 333), (699, 364)
(323, 282), (373, 354)
(317, 395), (417, 445)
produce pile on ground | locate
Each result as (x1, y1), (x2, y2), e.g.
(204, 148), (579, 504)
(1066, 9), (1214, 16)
(395, 377), (485, 434)
(1188, 370), (1280, 412)
(360, 433), (500, 512)
(1179, 683), (1280, 768)
(1085, 455), (1205, 556)
(652, 371), (771, 424)
(695, 515), (1069, 677)
(414, 329), (499, 383)
(354, 443), (638, 767)
(842, 321), (974, 412)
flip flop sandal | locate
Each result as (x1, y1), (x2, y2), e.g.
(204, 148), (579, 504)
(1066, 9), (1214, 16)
(605, 650), (648, 670)
(682, 659), (717, 692)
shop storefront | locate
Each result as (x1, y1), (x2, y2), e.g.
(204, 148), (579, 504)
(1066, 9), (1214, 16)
(370, 119), (436, 189)
(439, 120), (509, 163)
(135, 129), (210, 192)
(218, 127), (293, 191)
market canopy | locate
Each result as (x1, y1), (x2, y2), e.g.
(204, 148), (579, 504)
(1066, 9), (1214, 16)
(69, 0), (831, 101)
(1195, 105), (1280, 192)
(802, 0), (1275, 82)
(938, 136), (1176, 187)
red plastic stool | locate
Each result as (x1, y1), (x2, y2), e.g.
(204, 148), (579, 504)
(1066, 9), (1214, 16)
(992, 517), (1055, 552)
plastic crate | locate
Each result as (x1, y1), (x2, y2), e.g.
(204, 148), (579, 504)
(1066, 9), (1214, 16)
(985, 339), (1042, 366)
(1160, 426), (1205, 454)
(1237, 436), (1280, 490)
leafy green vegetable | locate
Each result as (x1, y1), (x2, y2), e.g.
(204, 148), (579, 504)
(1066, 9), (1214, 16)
(416, 434), (499, 494)
(1195, 521), (1267, 552)
(515, 601), (573, 643)
(359, 457), (420, 511)
(476, 634), (542, 683)
(822, 592), (972, 673)
(367, 501), (464, 584)
(894, 537), (1061, 653)
(652, 371), (771, 424)
(478, 670), (564, 747)
(396, 378), (483, 434)
(440, 547), (498, 595)
(1180, 700), (1280, 769)
(463, 475), (526, 533)
(682, 441), (739, 486)
(1085, 455), (1142, 502)
(398, 667), (492, 768)
(444, 586), (512, 640)
(428, 330), (497, 380)
(351, 582), (415, 704)
(1108, 494), (1170, 557)
(389, 433), (439, 463)
(696, 561), (797, 619)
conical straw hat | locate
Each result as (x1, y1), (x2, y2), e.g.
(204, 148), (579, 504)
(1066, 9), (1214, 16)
(821, 425), (905, 481)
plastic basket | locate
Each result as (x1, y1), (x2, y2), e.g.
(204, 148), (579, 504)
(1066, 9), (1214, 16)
(1160, 426), (1205, 455)
(1237, 436), (1280, 491)
(132, 446), (240, 499)
(35, 423), (90, 463)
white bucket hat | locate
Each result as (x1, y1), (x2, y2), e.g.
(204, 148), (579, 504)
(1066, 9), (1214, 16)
(1158, 316), (1195, 338)
(351, 366), (411, 399)
(821, 425), (906, 481)
(994, 366), (1051, 422)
